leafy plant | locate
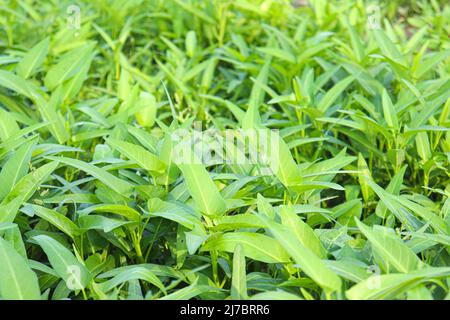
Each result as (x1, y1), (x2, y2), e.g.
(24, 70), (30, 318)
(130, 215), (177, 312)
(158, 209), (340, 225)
(0, 0), (448, 300)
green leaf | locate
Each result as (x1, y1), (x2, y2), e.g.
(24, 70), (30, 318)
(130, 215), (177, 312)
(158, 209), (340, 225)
(213, 214), (266, 231)
(375, 165), (406, 218)
(78, 215), (135, 232)
(202, 232), (290, 264)
(357, 153), (373, 202)
(33, 235), (92, 290)
(185, 30), (197, 58)
(259, 215), (342, 292)
(1, 161), (58, 223)
(46, 156), (134, 197)
(26, 204), (80, 238)
(37, 86), (69, 144)
(106, 137), (166, 174)
(279, 205), (328, 258)
(325, 260), (369, 283)
(147, 198), (202, 230)
(177, 151), (226, 217)
(0, 70), (45, 102)
(0, 108), (20, 141)
(414, 50), (450, 78)
(250, 291), (302, 300)
(345, 21), (365, 62)
(242, 61), (270, 129)
(346, 267), (450, 300)
(134, 92), (157, 127)
(79, 204), (141, 222)
(0, 236), (41, 300)
(231, 244), (248, 300)
(44, 43), (95, 90)
(381, 88), (399, 130)
(159, 281), (220, 300)
(256, 47), (296, 63)
(317, 76), (354, 113)
(367, 179), (448, 234)
(355, 219), (423, 273)
(0, 138), (36, 201)
(100, 266), (166, 294)
(415, 132), (431, 162)
(372, 29), (406, 67)
(16, 37), (49, 79)
(269, 131), (303, 188)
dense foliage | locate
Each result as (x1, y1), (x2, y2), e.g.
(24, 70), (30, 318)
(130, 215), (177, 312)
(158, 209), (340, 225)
(0, 0), (449, 300)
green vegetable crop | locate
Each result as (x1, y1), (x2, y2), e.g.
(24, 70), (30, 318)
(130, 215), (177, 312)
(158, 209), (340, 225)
(0, 0), (449, 300)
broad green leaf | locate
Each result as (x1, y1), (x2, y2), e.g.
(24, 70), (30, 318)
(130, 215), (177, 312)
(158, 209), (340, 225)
(356, 219), (423, 273)
(414, 50), (450, 78)
(346, 267), (450, 300)
(0, 237), (41, 300)
(325, 260), (369, 283)
(185, 30), (197, 58)
(106, 137), (166, 174)
(372, 29), (406, 66)
(231, 244), (248, 300)
(0, 70), (44, 101)
(177, 151), (226, 217)
(16, 37), (49, 79)
(375, 165), (406, 218)
(78, 215), (135, 233)
(1, 161), (58, 223)
(62, 57), (92, 101)
(270, 131), (303, 188)
(213, 214), (265, 231)
(245, 129), (302, 188)
(279, 205), (327, 258)
(33, 235), (91, 290)
(0, 138), (36, 201)
(97, 264), (183, 280)
(317, 76), (354, 112)
(345, 21), (364, 62)
(44, 43), (95, 90)
(259, 215), (342, 292)
(134, 92), (157, 127)
(26, 205), (80, 238)
(202, 232), (290, 264)
(37, 86), (69, 144)
(159, 281), (220, 300)
(407, 285), (433, 300)
(0, 108), (19, 141)
(46, 156), (134, 197)
(250, 291), (302, 300)
(256, 194), (276, 220)
(381, 88), (399, 130)
(79, 204), (141, 222)
(147, 198), (202, 230)
(172, 0), (215, 24)
(357, 153), (373, 202)
(367, 179), (448, 234)
(100, 266), (166, 294)
(256, 47), (296, 63)
(242, 61), (270, 129)
(415, 132), (431, 162)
